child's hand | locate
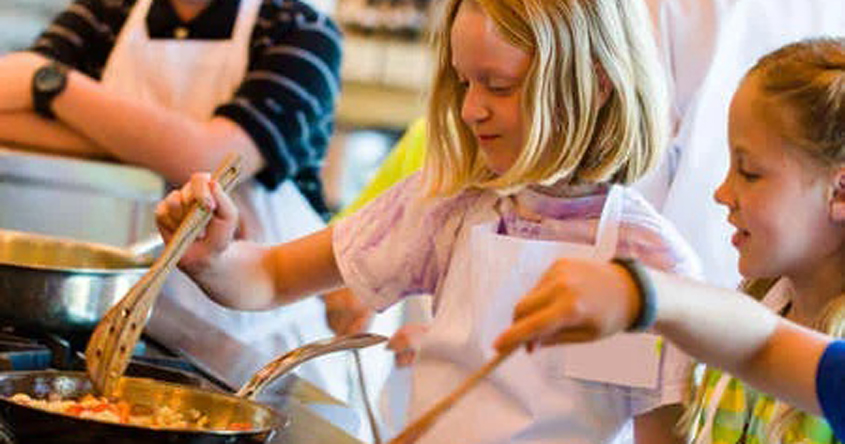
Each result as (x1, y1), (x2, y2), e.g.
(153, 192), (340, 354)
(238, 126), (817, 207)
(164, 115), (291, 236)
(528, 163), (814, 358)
(155, 172), (239, 274)
(322, 288), (374, 336)
(494, 259), (640, 354)
(388, 324), (430, 368)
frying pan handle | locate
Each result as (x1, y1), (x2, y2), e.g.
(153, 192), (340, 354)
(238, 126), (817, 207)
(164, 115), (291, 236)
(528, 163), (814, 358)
(236, 333), (387, 400)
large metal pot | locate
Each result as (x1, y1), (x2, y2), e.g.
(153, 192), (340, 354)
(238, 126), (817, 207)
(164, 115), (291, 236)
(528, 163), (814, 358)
(0, 230), (157, 333)
(0, 333), (387, 444)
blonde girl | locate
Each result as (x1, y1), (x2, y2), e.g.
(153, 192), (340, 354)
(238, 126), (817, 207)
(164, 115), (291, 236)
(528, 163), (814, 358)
(156, 0), (702, 442)
(682, 38), (845, 444)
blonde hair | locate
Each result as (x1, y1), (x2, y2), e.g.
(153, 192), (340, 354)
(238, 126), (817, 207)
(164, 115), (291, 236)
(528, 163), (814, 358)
(684, 38), (845, 443)
(749, 38), (845, 169)
(424, 0), (669, 196)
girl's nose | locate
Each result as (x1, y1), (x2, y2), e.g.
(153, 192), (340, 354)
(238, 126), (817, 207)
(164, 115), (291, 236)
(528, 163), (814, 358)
(713, 174), (734, 208)
(461, 84), (490, 124)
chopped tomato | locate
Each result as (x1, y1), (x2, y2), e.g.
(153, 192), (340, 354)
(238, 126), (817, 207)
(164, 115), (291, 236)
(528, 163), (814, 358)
(90, 403), (111, 413)
(65, 405), (85, 416)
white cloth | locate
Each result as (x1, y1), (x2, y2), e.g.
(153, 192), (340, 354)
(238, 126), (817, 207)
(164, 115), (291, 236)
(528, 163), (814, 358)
(100, 0), (346, 401)
(409, 186), (665, 443)
(643, 0), (737, 127)
(634, 0), (739, 288)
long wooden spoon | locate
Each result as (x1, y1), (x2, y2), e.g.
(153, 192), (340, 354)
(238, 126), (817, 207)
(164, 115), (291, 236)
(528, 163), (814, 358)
(387, 347), (517, 444)
(85, 153), (243, 396)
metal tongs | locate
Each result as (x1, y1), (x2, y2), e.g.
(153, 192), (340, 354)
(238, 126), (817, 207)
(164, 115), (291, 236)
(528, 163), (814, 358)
(85, 153), (244, 396)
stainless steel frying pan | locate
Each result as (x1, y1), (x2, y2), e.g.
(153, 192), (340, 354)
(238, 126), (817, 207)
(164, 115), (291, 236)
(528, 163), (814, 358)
(0, 229), (160, 333)
(0, 333), (387, 444)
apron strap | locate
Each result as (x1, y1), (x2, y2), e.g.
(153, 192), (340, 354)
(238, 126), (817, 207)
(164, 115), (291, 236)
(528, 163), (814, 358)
(695, 372), (733, 444)
(231, 0), (263, 46)
(118, 0), (154, 43)
(761, 278), (792, 312)
(593, 184), (624, 259)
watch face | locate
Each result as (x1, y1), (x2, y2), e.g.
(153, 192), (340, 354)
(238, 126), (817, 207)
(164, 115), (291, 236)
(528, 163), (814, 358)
(35, 66), (65, 92)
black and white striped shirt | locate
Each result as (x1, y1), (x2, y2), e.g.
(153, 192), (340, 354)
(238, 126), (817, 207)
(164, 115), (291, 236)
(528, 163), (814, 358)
(31, 0), (342, 218)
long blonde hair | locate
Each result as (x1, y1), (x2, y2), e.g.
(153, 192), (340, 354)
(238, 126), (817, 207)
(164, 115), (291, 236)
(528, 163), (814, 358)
(685, 37), (845, 443)
(424, 0), (669, 196)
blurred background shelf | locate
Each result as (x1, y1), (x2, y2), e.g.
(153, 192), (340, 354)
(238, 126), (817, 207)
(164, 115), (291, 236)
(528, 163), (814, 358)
(337, 81), (426, 129)
(337, 34), (431, 129)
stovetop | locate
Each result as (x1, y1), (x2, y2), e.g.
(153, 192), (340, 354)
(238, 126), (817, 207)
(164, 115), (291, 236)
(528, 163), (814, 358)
(0, 328), (214, 389)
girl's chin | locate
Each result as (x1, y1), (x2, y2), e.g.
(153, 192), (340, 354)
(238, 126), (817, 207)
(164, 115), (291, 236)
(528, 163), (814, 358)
(485, 163), (510, 176)
(479, 152), (516, 176)
(737, 258), (770, 280)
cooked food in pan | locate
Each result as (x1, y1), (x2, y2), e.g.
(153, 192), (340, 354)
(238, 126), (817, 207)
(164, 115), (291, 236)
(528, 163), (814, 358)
(9, 393), (251, 431)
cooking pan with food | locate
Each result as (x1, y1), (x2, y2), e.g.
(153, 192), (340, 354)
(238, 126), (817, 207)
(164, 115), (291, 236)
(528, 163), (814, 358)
(0, 229), (161, 333)
(0, 333), (387, 444)
(0, 371), (277, 444)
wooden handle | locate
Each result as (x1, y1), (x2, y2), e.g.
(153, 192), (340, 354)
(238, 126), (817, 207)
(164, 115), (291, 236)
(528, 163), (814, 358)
(152, 152), (242, 278)
(387, 348), (516, 444)
(85, 153), (243, 396)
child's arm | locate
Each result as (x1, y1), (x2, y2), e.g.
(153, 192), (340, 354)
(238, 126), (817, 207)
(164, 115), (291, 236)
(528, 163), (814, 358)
(494, 258), (827, 415)
(156, 173), (344, 310)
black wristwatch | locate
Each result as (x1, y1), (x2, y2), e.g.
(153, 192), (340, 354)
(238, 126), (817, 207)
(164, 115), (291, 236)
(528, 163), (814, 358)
(32, 62), (69, 119)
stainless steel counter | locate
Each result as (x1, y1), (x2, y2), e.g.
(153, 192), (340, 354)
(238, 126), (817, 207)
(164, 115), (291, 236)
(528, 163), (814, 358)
(0, 146), (164, 247)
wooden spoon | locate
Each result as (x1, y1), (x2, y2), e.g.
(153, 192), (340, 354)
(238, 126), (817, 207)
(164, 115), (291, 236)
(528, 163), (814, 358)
(387, 347), (517, 444)
(85, 153), (243, 396)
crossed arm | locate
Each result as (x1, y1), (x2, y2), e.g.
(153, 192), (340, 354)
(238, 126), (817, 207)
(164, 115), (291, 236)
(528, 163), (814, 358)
(0, 52), (264, 184)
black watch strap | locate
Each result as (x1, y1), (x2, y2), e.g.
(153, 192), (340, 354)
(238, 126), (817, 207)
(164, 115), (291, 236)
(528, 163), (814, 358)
(612, 257), (658, 332)
(32, 62), (69, 120)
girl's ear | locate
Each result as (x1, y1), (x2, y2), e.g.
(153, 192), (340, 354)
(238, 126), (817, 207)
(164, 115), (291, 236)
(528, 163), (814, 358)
(831, 167), (845, 223)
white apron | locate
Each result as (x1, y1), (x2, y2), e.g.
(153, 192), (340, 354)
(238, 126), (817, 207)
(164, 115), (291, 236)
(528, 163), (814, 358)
(100, 0), (346, 401)
(409, 186), (663, 444)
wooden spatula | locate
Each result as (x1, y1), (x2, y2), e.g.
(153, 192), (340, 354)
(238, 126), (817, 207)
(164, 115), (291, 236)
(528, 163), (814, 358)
(85, 153), (243, 396)
(387, 347), (517, 444)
